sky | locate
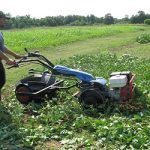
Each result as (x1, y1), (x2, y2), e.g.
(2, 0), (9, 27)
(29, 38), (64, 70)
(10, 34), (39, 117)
(0, 0), (150, 19)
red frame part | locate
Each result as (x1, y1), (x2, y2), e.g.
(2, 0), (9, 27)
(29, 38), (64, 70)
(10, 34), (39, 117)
(120, 74), (136, 102)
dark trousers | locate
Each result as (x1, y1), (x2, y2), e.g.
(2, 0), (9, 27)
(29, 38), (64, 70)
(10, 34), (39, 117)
(0, 60), (6, 90)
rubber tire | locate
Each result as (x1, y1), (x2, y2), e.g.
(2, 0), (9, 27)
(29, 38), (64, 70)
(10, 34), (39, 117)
(15, 85), (32, 105)
(80, 89), (105, 108)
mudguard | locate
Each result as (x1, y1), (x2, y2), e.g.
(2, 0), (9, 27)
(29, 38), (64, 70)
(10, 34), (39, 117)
(91, 77), (107, 86)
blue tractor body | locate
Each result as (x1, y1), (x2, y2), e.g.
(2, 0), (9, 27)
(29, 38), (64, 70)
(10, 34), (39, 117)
(54, 65), (95, 82)
(54, 65), (107, 86)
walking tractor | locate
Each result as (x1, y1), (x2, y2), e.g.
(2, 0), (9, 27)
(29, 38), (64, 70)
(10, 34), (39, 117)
(8, 49), (136, 107)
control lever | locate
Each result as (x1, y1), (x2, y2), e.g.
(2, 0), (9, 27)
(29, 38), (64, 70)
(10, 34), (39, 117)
(24, 48), (29, 53)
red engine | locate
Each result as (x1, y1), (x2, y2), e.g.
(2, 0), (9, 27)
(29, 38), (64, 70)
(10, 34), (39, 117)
(109, 71), (136, 102)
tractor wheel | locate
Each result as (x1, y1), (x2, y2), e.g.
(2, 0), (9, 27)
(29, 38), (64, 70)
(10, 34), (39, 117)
(15, 85), (32, 105)
(80, 89), (105, 108)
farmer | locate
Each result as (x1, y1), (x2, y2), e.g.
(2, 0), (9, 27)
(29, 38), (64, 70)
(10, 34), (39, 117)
(0, 11), (22, 101)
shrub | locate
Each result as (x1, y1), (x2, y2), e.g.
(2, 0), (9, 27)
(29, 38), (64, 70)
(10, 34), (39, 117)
(144, 19), (150, 25)
(136, 34), (150, 44)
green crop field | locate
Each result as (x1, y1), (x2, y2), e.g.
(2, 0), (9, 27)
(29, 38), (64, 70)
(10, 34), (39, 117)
(0, 25), (150, 149)
(3, 25), (147, 52)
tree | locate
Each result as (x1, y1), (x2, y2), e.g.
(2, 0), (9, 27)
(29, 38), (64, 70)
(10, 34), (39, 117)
(130, 11), (150, 24)
(123, 15), (130, 23)
(104, 13), (114, 25)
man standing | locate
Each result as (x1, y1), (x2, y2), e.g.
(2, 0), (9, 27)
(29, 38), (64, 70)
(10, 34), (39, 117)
(0, 11), (22, 100)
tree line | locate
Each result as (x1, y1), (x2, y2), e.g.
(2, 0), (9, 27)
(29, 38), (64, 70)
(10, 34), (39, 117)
(3, 11), (150, 29)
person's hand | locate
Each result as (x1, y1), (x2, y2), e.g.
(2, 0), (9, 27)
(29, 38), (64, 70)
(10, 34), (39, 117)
(15, 54), (23, 59)
(6, 59), (16, 65)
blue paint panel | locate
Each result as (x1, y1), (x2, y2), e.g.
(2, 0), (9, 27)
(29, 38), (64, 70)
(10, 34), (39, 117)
(54, 65), (95, 82)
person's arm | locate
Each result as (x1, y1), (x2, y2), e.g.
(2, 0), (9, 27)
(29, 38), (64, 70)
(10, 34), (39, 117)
(3, 47), (22, 59)
(0, 50), (15, 65)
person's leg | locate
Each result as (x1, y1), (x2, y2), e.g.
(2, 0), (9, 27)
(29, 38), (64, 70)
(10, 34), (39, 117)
(0, 61), (6, 101)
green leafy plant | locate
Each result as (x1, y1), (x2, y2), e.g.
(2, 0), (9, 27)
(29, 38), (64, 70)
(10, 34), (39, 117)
(136, 34), (150, 44)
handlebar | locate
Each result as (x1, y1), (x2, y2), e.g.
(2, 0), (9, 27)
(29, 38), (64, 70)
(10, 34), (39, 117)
(25, 48), (40, 57)
(7, 48), (55, 71)
(7, 56), (27, 69)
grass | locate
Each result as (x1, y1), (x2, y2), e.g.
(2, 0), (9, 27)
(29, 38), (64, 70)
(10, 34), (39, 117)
(3, 25), (147, 52)
(5, 25), (150, 85)
(0, 24), (150, 149)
